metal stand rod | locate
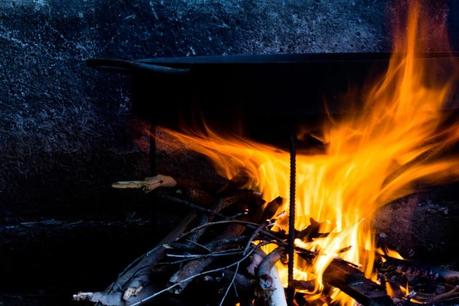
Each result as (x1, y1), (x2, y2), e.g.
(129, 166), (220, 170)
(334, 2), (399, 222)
(287, 134), (296, 305)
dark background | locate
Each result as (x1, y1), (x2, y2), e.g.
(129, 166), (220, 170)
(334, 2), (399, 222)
(0, 1), (459, 305)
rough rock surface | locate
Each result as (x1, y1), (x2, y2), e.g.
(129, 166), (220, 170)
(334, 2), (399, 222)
(375, 189), (459, 265)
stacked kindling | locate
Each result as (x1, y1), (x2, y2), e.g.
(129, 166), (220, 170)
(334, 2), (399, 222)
(72, 172), (458, 306)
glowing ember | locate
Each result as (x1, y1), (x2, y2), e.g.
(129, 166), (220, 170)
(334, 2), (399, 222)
(153, 2), (459, 304)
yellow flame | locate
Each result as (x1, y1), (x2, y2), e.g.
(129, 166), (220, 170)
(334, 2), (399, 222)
(386, 282), (395, 298)
(153, 2), (459, 304)
(377, 247), (404, 260)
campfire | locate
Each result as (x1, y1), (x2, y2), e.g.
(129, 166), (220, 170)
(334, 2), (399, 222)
(74, 2), (459, 306)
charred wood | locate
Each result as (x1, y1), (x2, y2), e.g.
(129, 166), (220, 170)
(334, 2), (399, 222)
(323, 258), (393, 306)
(259, 196), (283, 222)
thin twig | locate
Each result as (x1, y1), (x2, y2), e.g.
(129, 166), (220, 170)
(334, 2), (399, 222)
(179, 220), (274, 241)
(184, 239), (211, 252)
(158, 250), (244, 266)
(166, 249), (243, 259)
(218, 222), (270, 306)
(178, 219), (316, 260)
(157, 194), (227, 218)
(219, 262), (242, 306)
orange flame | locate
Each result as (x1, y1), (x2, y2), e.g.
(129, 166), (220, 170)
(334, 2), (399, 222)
(153, 2), (459, 304)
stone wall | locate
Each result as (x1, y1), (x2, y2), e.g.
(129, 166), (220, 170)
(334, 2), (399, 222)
(0, 0), (390, 221)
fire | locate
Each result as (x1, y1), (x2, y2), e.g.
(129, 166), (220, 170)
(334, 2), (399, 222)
(153, 2), (459, 304)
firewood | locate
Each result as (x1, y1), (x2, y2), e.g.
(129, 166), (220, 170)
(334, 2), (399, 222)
(116, 191), (249, 299)
(280, 244), (393, 305)
(163, 205), (227, 286)
(289, 279), (315, 291)
(259, 196), (284, 222)
(167, 222), (248, 294)
(128, 243), (261, 306)
(256, 247), (288, 306)
(168, 257), (214, 294)
(175, 190), (252, 251)
(168, 221), (268, 298)
(322, 258), (394, 306)
(251, 196), (283, 225)
(76, 171), (396, 306)
(177, 219), (391, 306)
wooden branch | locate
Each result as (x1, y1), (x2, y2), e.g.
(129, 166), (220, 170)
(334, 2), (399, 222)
(256, 248), (288, 306)
(112, 174), (177, 192)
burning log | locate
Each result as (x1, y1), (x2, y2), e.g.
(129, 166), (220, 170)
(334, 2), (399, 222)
(322, 258), (394, 306)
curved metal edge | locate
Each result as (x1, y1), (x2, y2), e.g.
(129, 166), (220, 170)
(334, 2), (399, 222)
(85, 58), (191, 76)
